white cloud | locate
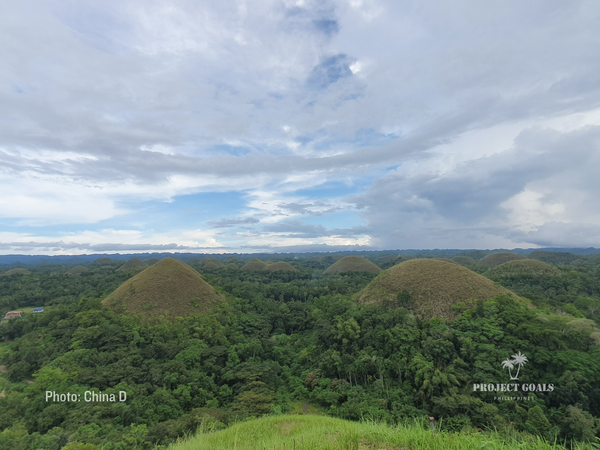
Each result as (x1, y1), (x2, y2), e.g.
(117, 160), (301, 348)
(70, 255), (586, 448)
(2, 1), (600, 253)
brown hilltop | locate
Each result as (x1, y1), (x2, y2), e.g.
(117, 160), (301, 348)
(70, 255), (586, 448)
(200, 257), (225, 268)
(102, 258), (223, 317)
(485, 259), (562, 280)
(358, 259), (519, 320)
(241, 258), (268, 271)
(324, 256), (382, 274)
(66, 266), (89, 276)
(117, 257), (147, 271)
(265, 262), (297, 272)
(479, 252), (526, 268)
(1, 268), (31, 276)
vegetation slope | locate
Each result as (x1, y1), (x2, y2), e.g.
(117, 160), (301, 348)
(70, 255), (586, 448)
(170, 414), (560, 450)
(102, 257), (223, 317)
(324, 256), (382, 274)
(358, 259), (518, 319)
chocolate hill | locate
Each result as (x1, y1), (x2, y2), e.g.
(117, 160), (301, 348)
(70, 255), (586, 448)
(117, 257), (147, 271)
(479, 252), (526, 268)
(241, 258), (268, 271)
(1, 268), (31, 276)
(358, 259), (518, 320)
(265, 262), (297, 272)
(102, 258), (223, 317)
(324, 256), (382, 274)
(485, 259), (562, 280)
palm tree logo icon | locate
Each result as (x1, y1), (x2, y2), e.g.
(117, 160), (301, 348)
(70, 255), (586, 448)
(501, 352), (528, 380)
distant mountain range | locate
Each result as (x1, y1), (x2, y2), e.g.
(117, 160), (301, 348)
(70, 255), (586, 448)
(0, 247), (598, 266)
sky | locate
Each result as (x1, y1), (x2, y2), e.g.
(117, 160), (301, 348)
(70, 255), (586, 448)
(1, 0), (600, 255)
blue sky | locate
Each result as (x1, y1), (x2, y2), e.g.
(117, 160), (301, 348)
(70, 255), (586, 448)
(1, 0), (600, 254)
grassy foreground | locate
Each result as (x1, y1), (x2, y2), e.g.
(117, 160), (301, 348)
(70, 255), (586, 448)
(168, 415), (561, 450)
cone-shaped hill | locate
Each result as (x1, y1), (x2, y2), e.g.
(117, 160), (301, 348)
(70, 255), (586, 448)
(324, 256), (382, 274)
(200, 257), (225, 268)
(2, 268), (31, 276)
(452, 256), (477, 266)
(118, 257), (147, 271)
(66, 266), (89, 276)
(241, 258), (268, 271)
(485, 259), (561, 280)
(102, 258), (223, 317)
(479, 252), (526, 268)
(90, 257), (122, 268)
(144, 258), (160, 266)
(265, 262), (297, 272)
(358, 259), (518, 320)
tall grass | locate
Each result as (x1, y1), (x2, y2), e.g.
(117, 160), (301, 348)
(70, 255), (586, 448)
(168, 414), (566, 450)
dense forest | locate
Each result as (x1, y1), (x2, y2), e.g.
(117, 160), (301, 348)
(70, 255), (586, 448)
(1, 251), (600, 449)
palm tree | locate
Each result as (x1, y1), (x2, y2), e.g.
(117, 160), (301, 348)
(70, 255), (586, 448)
(511, 352), (528, 380)
(501, 359), (515, 379)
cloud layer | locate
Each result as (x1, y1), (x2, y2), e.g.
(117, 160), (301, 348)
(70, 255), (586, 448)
(2, 0), (600, 253)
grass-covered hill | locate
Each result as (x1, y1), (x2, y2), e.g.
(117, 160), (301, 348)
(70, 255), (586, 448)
(117, 257), (147, 271)
(144, 257), (160, 266)
(485, 260), (562, 280)
(479, 252), (527, 268)
(1, 268), (31, 276)
(102, 257), (223, 317)
(323, 256), (382, 274)
(89, 257), (123, 268)
(169, 414), (559, 450)
(265, 261), (297, 272)
(238, 259), (297, 272)
(202, 261), (222, 270)
(241, 258), (268, 271)
(452, 255), (477, 266)
(200, 257), (225, 269)
(66, 265), (89, 276)
(528, 250), (582, 265)
(358, 259), (518, 319)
